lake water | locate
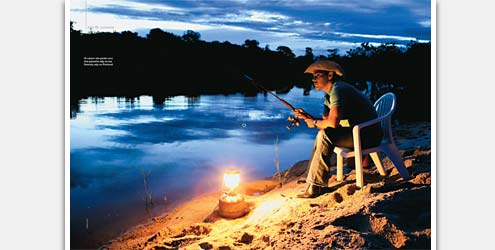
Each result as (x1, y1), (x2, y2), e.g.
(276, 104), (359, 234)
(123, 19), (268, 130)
(70, 88), (327, 248)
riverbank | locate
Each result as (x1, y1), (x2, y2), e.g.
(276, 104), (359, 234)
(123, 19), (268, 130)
(103, 121), (431, 250)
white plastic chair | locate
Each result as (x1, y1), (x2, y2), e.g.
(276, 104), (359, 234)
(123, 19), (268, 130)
(333, 92), (410, 188)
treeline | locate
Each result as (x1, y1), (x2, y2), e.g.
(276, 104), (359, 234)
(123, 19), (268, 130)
(70, 24), (430, 121)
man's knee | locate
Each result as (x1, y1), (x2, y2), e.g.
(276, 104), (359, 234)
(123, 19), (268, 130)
(315, 130), (331, 153)
(316, 130), (326, 141)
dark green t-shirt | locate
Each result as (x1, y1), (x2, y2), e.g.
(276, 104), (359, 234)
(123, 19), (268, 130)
(323, 81), (378, 127)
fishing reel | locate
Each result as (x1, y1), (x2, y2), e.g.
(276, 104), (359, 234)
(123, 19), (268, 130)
(286, 115), (301, 130)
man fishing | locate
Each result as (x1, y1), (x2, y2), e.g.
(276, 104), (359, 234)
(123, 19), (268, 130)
(293, 60), (383, 198)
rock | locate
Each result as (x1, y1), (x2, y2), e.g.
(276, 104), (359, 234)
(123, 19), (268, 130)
(262, 234), (270, 243)
(334, 193), (343, 203)
(199, 242), (213, 249)
(274, 160), (309, 180)
(147, 233), (158, 242)
(239, 232), (254, 244)
(346, 185), (359, 196)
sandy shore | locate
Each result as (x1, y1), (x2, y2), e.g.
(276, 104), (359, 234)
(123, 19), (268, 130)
(104, 121), (431, 250)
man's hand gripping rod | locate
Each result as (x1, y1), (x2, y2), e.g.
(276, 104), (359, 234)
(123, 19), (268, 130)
(243, 74), (301, 130)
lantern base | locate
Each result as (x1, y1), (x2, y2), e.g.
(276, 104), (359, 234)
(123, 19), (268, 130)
(218, 193), (249, 219)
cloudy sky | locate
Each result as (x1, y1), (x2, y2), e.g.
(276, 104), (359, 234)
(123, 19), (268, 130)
(70, 0), (431, 56)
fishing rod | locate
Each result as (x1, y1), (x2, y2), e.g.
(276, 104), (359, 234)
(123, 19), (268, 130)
(243, 74), (301, 130)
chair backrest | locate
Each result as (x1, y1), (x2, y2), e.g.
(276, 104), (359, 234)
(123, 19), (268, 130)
(373, 92), (396, 144)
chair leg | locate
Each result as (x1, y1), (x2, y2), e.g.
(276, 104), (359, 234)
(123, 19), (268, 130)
(355, 154), (364, 188)
(384, 145), (411, 180)
(336, 154), (344, 181)
(369, 152), (387, 176)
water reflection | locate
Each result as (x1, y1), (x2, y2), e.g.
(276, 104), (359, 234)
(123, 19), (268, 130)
(70, 88), (326, 248)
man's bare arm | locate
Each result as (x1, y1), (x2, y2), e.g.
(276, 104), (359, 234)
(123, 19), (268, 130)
(315, 105), (340, 129)
(293, 106), (340, 129)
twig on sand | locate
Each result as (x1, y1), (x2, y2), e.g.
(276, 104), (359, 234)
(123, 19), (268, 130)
(274, 136), (282, 186)
(141, 167), (154, 207)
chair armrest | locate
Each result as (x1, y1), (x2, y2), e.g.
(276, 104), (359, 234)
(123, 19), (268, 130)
(353, 114), (389, 131)
(351, 114), (389, 151)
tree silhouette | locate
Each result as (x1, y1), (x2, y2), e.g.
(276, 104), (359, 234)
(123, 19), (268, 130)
(243, 39), (260, 50)
(182, 30), (201, 43)
(276, 46), (295, 59)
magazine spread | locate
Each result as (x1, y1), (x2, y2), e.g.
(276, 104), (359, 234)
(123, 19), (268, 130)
(67, 1), (433, 249)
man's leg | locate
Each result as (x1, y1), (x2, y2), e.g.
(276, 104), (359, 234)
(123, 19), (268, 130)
(306, 130), (334, 187)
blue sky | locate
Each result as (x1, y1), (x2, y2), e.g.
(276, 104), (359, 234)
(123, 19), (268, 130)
(70, 0), (431, 55)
